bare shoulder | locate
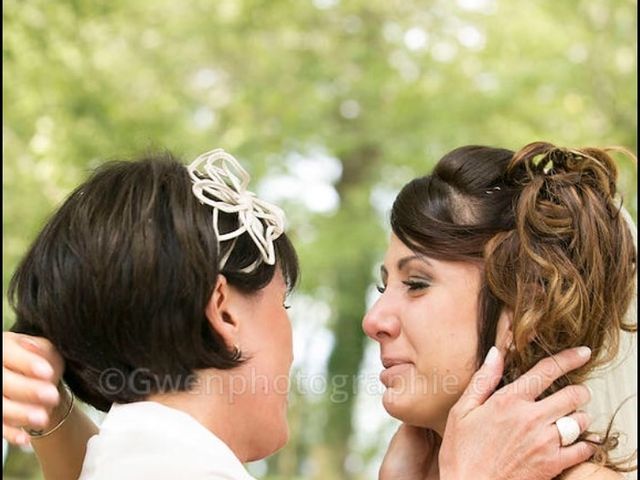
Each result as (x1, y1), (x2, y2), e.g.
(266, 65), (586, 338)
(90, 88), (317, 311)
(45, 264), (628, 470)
(561, 463), (624, 480)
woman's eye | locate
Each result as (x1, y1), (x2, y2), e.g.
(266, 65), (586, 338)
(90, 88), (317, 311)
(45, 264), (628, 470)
(376, 284), (386, 294)
(403, 280), (430, 291)
(284, 303), (292, 310)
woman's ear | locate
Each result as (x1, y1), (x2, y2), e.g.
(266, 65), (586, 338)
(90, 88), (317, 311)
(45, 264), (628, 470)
(205, 275), (240, 348)
(495, 308), (514, 353)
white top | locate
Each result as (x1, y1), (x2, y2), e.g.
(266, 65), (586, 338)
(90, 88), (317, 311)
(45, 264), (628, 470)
(79, 401), (256, 480)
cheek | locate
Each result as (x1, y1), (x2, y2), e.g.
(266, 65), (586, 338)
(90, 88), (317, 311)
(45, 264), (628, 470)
(276, 313), (293, 357)
(266, 311), (293, 370)
(410, 297), (480, 396)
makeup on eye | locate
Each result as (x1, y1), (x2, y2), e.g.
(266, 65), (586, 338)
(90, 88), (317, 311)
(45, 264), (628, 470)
(402, 277), (431, 291)
(377, 265), (389, 293)
(376, 276), (431, 294)
(376, 254), (435, 295)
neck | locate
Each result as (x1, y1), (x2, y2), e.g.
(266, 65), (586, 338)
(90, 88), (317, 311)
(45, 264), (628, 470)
(148, 369), (254, 462)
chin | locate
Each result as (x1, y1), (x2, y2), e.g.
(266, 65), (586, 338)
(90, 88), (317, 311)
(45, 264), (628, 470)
(271, 418), (290, 451)
(249, 418), (289, 461)
(382, 389), (438, 428)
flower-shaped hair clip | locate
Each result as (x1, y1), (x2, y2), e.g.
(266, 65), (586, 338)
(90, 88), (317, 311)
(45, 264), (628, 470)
(187, 149), (285, 268)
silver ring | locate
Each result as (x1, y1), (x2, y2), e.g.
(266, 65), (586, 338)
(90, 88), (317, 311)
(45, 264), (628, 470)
(555, 416), (581, 446)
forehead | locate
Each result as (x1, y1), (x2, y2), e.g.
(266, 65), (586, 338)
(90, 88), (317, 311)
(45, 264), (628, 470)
(383, 234), (419, 264)
(383, 234), (483, 281)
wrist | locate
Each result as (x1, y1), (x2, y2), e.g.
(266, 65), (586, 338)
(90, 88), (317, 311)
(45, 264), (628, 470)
(26, 383), (74, 438)
(438, 447), (465, 480)
(49, 382), (73, 425)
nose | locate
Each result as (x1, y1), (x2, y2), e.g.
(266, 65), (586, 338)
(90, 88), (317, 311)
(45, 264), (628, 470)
(362, 295), (401, 342)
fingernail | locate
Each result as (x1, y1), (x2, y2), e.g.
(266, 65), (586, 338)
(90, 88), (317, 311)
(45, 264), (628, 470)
(38, 385), (60, 404)
(32, 361), (54, 379)
(587, 433), (602, 443)
(28, 410), (48, 427)
(484, 346), (500, 366)
(577, 346), (592, 359)
(16, 432), (29, 445)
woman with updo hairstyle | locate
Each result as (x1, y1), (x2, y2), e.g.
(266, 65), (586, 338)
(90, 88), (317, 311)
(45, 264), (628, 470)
(366, 142), (636, 479)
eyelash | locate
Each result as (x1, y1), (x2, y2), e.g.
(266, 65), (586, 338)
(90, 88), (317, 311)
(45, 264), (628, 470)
(376, 280), (430, 294)
(403, 280), (430, 291)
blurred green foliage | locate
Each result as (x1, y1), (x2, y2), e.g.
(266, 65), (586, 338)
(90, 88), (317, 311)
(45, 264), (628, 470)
(3, 0), (636, 478)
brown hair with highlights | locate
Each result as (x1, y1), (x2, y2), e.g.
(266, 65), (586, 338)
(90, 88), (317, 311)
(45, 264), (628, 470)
(391, 142), (637, 473)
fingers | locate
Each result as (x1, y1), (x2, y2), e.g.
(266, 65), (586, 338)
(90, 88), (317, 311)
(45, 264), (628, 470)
(503, 347), (591, 400)
(2, 332), (64, 445)
(536, 385), (592, 421)
(2, 397), (50, 430)
(3, 332), (64, 381)
(565, 411), (592, 435)
(557, 441), (598, 473)
(19, 335), (65, 379)
(3, 424), (31, 446)
(3, 368), (60, 407)
(546, 410), (592, 444)
(452, 346), (504, 417)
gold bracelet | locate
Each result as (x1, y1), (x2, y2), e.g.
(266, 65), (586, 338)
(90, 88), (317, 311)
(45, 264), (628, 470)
(24, 384), (75, 439)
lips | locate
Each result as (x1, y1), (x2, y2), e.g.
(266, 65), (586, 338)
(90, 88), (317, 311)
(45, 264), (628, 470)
(381, 357), (412, 369)
(380, 357), (413, 387)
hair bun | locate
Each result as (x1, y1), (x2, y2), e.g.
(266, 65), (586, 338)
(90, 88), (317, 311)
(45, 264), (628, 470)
(509, 142), (619, 194)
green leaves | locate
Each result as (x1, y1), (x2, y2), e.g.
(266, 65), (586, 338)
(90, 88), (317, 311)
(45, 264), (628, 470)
(3, 0), (636, 477)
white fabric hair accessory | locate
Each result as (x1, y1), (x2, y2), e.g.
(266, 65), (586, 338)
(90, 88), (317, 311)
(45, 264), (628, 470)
(187, 149), (285, 269)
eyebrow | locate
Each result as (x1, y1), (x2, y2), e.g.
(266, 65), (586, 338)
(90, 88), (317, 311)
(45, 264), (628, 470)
(398, 254), (433, 270)
(380, 255), (433, 277)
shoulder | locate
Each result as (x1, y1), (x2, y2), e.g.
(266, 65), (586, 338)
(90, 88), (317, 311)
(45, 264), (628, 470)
(561, 463), (624, 480)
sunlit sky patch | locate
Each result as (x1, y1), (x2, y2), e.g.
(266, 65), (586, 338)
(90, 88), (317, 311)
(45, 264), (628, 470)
(257, 149), (342, 214)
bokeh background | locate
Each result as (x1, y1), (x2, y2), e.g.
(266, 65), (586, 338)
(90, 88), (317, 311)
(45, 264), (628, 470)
(3, 0), (637, 479)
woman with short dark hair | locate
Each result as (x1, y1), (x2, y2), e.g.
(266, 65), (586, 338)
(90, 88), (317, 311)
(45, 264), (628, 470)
(8, 149), (299, 478)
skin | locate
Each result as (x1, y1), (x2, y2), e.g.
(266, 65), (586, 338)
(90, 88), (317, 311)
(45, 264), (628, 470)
(2, 243), (603, 480)
(363, 234), (483, 435)
(2, 334), (99, 480)
(3, 271), (293, 471)
(193, 270), (294, 461)
(367, 234), (620, 479)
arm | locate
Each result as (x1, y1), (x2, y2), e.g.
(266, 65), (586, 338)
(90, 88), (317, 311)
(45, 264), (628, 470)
(3, 332), (97, 480)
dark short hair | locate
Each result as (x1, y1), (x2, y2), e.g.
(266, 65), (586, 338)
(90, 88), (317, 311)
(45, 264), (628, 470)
(9, 151), (299, 412)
